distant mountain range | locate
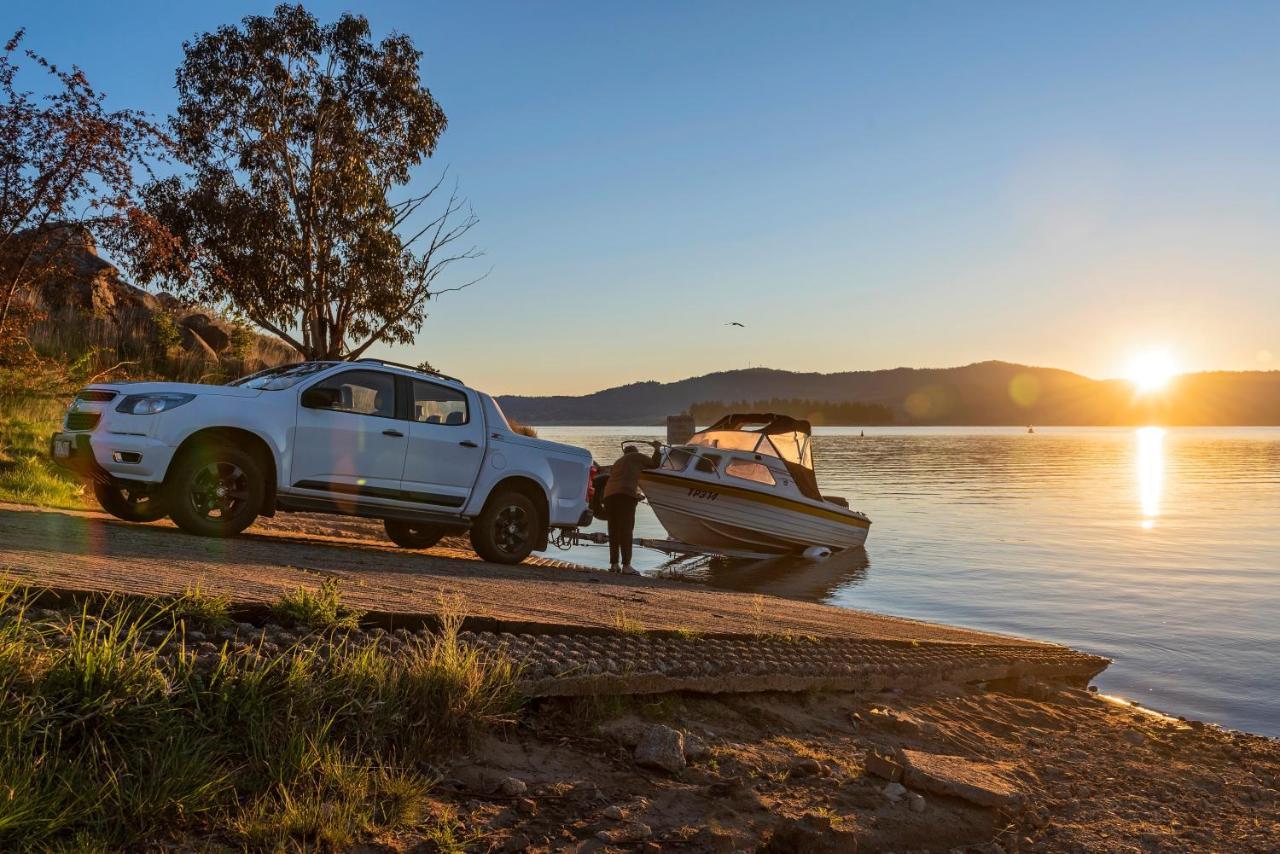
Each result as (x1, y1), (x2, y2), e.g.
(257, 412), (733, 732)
(496, 361), (1280, 426)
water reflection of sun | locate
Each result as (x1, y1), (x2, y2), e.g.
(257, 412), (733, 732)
(1136, 427), (1165, 529)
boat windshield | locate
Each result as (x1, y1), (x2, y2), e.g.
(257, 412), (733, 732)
(687, 422), (812, 469)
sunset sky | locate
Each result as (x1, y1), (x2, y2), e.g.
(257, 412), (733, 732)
(17, 1), (1280, 395)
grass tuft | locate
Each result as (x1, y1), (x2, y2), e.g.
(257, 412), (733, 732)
(0, 582), (520, 850)
(613, 607), (645, 636)
(172, 583), (233, 630)
(271, 578), (364, 631)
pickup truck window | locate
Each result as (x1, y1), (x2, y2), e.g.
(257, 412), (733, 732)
(304, 370), (396, 418)
(412, 379), (469, 425)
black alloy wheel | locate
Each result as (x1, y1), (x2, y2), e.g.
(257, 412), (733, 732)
(166, 445), (264, 537)
(469, 491), (539, 564)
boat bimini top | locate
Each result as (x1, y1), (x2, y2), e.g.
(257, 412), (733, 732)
(684, 413), (821, 500)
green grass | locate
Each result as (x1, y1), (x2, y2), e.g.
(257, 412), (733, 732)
(271, 579), (365, 631)
(173, 583), (233, 631)
(0, 395), (84, 509)
(0, 583), (522, 850)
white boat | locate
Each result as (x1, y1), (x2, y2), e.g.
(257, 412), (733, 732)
(638, 414), (871, 554)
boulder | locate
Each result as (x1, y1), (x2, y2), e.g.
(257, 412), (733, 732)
(899, 749), (1023, 809)
(634, 724), (686, 774)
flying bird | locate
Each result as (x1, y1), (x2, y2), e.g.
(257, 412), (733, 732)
(726, 321), (746, 327)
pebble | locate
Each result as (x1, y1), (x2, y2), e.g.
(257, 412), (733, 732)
(883, 781), (907, 801)
(908, 792), (926, 812)
(602, 805), (624, 820)
(790, 757), (825, 777)
(499, 776), (527, 796)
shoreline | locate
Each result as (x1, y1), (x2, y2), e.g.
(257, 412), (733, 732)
(1, 501), (1277, 848)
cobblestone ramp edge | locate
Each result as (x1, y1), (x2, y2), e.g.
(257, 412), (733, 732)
(460, 632), (1111, 698)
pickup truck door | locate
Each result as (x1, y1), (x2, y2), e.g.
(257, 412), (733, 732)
(399, 378), (485, 511)
(290, 369), (409, 503)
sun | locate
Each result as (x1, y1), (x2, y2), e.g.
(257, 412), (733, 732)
(1126, 350), (1177, 393)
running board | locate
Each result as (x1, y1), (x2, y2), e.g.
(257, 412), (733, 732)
(275, 495), (470, 529)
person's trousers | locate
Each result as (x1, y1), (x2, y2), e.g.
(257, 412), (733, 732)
(604, 494), (639, 566)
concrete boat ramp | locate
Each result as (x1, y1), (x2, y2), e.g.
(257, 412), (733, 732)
(0, 502), (1109, 696)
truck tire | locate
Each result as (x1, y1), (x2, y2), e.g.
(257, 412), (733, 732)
(93, 482), (167, 523)
(384, 519), (446, 549)
(469, 490), (539, 565)
(165, 444), (264, 538)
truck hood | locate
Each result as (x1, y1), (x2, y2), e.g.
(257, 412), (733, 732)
(86, 381), (263, 399)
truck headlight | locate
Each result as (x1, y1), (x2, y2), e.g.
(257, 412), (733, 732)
(116, 393), (196, 415)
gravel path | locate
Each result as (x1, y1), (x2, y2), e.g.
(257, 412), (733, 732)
(0, 502), (1077, 652)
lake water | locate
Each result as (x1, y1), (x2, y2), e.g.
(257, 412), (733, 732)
(538, 426), (1280, 737)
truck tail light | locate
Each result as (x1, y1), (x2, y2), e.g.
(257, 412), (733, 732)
(586, 463), (598, 502)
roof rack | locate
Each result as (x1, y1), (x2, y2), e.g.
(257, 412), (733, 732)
(353, 358), (463, 385)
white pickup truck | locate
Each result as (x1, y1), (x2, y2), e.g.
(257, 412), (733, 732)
(49, 359), (593, 564)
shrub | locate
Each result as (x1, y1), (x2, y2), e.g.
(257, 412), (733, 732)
(271, 579), (364, 631)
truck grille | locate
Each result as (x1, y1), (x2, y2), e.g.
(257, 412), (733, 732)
(75, 390), (117, 403)
(65, 412), (101, 432)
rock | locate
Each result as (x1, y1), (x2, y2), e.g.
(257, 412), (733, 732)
(499, 776), (527, 796)
(1121, 729), (1146, 747)
(899, 749), (1023, 809)
(602, 805), (624, 821)
(634, 724), (686, 774)
(908, 792), (926, 813)
(192, 322), (231, 353)
(187, 630), (207, 642)
(596, 821), (651, 844)
(864, 747), (904, 782)
(883, 781), (907, 801)
(680, 766), (714, 785)
(790, 757), (825, 777)
(683, 732), (710, 761)
(763, 813), (859, 853)
(515, 797), (538, 815)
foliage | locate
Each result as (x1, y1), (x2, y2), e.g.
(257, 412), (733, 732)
(129, 4), (484, 361)
(271, 579), (364, 631)
(690, 397), (895, 427)
(172, 584), (232, 631)
(0, 394), (82, 508)
(149, 311), (180, 352)
(228, 321), (254, 361)
(0, 29), (166, 366)
(0, 584), (521, 849)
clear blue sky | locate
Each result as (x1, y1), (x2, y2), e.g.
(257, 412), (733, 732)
(13, 2), (1280, 394)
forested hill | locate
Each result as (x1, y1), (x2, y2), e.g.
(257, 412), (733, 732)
(495, 361), (1280, 426)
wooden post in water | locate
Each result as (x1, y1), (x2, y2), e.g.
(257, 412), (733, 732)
(667, 413), (696, 445)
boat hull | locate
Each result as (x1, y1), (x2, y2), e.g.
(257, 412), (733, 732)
(639, 470), (870, 553)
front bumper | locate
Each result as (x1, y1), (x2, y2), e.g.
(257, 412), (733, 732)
(50, 432), (111, 484)
(50, 432), (169, 487)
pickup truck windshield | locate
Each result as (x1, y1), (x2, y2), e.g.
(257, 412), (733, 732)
(229, 362), (337, 390)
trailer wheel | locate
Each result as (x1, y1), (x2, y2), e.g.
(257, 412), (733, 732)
(165, 444), (264, 537)
(384, 520), (446, 549)
(469, 490), (538, 564)
(93, 482), (167, 523)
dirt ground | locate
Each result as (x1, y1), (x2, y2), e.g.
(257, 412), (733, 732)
(0, 502), (1043, 646)
(423, 682), (1280, 853)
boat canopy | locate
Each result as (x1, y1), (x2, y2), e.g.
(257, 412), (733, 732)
(687, 413), (821, 499)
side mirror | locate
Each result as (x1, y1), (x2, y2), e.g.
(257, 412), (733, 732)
(301, 387), (341, 409)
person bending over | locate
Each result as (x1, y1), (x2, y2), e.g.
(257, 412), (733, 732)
(603, 441), (662, 575)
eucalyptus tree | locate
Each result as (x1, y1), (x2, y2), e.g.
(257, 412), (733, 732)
(136, 4), (482, 360)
